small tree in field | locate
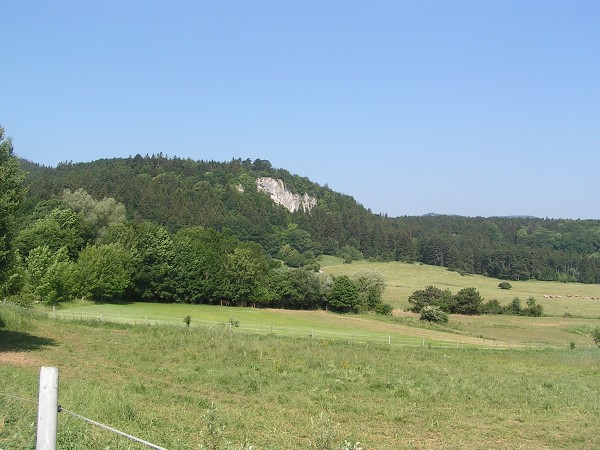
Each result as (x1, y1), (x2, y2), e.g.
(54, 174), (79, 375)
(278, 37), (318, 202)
(524, 297), (543, 317)
(452, 287), (483, 315)
(420, 305), (448, 324)
(327, 275), (360, 313)
(498, 281), (512, 290)
(183, 315), (191, 327)
(408, 285), (453, 312)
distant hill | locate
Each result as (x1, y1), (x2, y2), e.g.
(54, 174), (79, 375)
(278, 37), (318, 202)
(19, 155), (600, 283)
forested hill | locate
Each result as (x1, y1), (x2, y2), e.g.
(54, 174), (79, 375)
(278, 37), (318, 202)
(20, 155), (600, 283)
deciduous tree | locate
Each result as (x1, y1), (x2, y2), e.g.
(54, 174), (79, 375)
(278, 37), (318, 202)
(0, 126), (26, 284)
(328, 275), (360, 313)
(75, 243), (132, 302)
(352, 269), (386, 311)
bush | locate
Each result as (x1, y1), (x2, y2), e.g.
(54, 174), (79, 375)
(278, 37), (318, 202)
(481, 299), (503, 314)
(452, 287), (483, 315)
(420, 305), (448, 324)
(374, 303), (393, 316)
(408, 285), (453, 313)
(498, 281), (512, 290)
(505, 297), (522, 315)
(591, 328), (600, 348)
(523, 297), (543, 317)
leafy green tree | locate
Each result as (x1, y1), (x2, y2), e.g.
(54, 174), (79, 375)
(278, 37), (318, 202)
(127, 222), (178, 303)
(223, 244), (272, 306)
(75, 243), (132, 302)
(408, 285), (453, 313)
(327, 275), (360, 313)
(452, 287), (483, 315)
(352, 269), (386, 311)
(172, 227), (236, 304)
(0, 126), (26, 284)
(270, 268), (323, 309)
(278, 244), (306, 268)
(62, 188), (126, 239)
(25, 245), (75, 304)
(498, 281), (512, 290)
(15, 208), (90, 258)
(337, 245), (363, 264)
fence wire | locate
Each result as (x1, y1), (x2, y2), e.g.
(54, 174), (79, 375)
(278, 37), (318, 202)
(0, 392), (167, 450)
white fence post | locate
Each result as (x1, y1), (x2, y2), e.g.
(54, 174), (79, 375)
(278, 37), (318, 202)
(36, 366), (59, 450)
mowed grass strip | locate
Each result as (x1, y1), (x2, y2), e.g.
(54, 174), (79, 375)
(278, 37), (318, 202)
(1, 305), (600, 449)
(49, 302), (486, 348)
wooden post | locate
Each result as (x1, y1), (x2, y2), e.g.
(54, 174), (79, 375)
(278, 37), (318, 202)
(36, 366), (59, 450)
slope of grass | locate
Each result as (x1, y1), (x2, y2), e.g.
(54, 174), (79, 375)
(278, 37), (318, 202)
(47, 301), (490, 348)
(322, 260), (600, 318)
(1, 304), (600, 449)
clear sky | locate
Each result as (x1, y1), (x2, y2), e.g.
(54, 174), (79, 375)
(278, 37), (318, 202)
(2, 0), (599, 219)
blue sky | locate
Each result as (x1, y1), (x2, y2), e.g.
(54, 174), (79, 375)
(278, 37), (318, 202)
(2, 0), (599, 219)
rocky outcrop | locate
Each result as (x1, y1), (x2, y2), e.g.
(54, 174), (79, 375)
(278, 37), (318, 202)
(256, 177), (317, 213)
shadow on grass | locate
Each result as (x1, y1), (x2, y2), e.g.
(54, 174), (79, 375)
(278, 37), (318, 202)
(0, 330), (56, 352)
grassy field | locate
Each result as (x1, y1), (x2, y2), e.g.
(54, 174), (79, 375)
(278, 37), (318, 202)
(321, 260), (600, 318)
(2, 261), (600, 448)
(1, 304), (600, 449)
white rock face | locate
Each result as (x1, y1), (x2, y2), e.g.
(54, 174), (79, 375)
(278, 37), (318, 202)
(256, 177), (317, 213)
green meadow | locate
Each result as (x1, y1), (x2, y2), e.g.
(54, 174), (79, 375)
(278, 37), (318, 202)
(2, 260), (600, 449)
(322, 259), (600, 318)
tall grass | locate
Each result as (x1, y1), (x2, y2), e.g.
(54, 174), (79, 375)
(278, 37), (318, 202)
(2, 304), (600, 449)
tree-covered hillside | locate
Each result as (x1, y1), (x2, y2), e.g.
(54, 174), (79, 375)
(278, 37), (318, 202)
(19, 154), (600, 285)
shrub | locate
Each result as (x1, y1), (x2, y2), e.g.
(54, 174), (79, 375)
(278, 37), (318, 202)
(481, 299), (503, 314)
(408, 285), (453, 313)
(592, 328), (600, 348)
(452, 287), (483, 315)
(523, 297), (543, 317)
(420, 305), (448, 324)
(498, 281), (512, 290)
(505, 297), (522, 315)
(375, 303), (393, 316)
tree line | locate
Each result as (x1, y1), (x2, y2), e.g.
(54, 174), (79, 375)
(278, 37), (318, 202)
(4, 187), (389, 312)
(1, 134), (389, 312)
(408, 285), (543, 321)
(19, 153), (600, 285)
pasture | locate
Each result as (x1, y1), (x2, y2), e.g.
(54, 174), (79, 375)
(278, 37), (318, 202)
(321, 259), (600, 318)
(2, 304), (600, 449)
(2, 260), (600, 448)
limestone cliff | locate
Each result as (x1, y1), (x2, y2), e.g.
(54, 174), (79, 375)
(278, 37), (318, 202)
(256, 177), (317, 213)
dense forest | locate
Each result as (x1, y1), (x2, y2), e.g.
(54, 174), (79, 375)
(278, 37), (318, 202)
(2, 139), (600, 311)
(20, 154), (600, 283)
